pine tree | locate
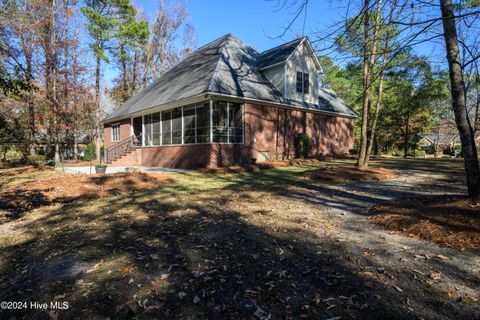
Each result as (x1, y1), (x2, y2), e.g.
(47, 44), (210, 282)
(81, 0), (116, 162)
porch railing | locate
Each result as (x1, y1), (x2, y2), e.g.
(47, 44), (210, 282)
(106, 134), (141, 163)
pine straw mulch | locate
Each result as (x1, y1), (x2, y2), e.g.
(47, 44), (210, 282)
(0, 171), (175, 213)
(198, 158), (328, 174)
(301, 166), (399, 183)
(369, 196), (480, 250)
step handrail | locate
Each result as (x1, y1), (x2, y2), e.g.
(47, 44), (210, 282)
(106, 135), (140, 163)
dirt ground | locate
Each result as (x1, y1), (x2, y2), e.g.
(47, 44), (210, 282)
(0, 158), (478, 319)
(369, 195), (480, 250)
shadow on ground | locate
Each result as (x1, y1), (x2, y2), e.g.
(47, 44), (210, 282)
(0, 158), (478, 319)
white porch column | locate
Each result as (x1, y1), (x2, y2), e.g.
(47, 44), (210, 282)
(141, 115), (145, 146)
(181, 106), (184, 144)
(130, 117), (133, 137)
(209, 99), (213, 143)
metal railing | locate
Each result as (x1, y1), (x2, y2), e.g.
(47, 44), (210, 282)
(105, 135), (141, 163)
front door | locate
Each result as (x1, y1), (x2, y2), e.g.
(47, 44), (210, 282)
(133, 116), (142, 145)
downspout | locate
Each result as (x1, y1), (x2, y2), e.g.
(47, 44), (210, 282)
(276, 107), (279, 160)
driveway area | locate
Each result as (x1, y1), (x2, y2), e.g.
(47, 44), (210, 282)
(0, 157), (478, 319)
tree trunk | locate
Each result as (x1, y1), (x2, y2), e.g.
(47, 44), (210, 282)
(365, 63), (385, 166)
(121, 43), (128, 102)
(357, 0), (382, 169)
(404, 113), (409, 157)
(357, 0), (371, 169)
(132, 50), (138, 94)
(95, 55), (102, 162)
(440, 0), (480, 199)
(73, 133), (78, 160)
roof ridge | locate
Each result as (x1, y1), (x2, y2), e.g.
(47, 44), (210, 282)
(259, 36), (305, 55)
(193, 33), (232, 52)
(206, 37), (230, 93)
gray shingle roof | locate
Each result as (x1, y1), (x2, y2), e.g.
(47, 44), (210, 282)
(316, 88), (358, 117)
(105, 34), (357, 121)
(256, 37), (304, 69)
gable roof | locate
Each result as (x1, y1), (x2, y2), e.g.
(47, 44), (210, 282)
(256, 37), (304, 69)
(105, 34), (357, 121)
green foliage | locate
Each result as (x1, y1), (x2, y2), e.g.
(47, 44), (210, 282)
(81, 1), (117, 63)
(422, 145), (436, 155)
(0, 66), (35, 96)
(84, 143), (96, 161)
(28, 154), (46, 168)
(392, 149), (404, 157)
(294, 133), (311, 159)
(95, 163), (107, 168)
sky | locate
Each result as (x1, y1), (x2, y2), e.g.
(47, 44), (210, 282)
(102, 0), (444, 86)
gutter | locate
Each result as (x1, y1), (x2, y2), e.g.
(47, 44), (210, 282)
(103, 91), (357, 124)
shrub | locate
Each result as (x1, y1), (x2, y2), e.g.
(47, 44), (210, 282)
(294, 133), (311, 158)
(392, 149), (404, 157)
(422, 145), (435, 155)
(27, 154), (45, 167)
(84, 143), (96, 161)
(95, 163), (107, 168)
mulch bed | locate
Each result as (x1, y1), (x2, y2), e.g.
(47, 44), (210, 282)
(369, 196), (480, 250)
(0, 172), (175, 213)
(301, 166), (399, 183)
(198, 158), (325, 174)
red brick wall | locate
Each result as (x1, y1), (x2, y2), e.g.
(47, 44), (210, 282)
(103, 103), (354, 168)
(104, 119), (131, 152)
(244, 103), (354, 160)
(141, 144), (212, 169)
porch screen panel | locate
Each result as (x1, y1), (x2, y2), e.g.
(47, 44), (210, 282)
(172, 107), (182, 144)
(183, 105), (196, 144)
(196, 102), (210, 143)
(152, 113), (160, 145)
(144, 114), (153, 146)
(162, 110), (172, 145)
(228, 103), (243, 143)
(213, 101), (228, 143)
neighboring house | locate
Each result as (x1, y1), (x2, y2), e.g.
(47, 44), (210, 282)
(103, 34), (357, 168)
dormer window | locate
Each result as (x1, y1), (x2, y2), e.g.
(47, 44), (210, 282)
(296, 71), (309, 94)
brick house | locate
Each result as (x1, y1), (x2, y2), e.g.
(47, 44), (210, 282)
(103, 34), (357, 168)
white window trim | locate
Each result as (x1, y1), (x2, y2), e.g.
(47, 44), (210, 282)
(296, 69), (309, 95)
(111, 123), (121, 142)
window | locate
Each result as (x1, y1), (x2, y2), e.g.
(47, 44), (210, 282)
(213, 101), (228, 142)
(303, 73), (309, 94)
(141, 100), (242, 147)
(172, 107), (182, 144)
(296, 71), (309, 94)
(183, 104), (196, 144)
(112, 124), (120, 142)
(152, 113), (161, 145)
(196, 102), (210, 143)
(162, 110), (172, 145)
(144, 114), (153, 146)
(296, 71), (303, 93)
(228, 103), (243, 143)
